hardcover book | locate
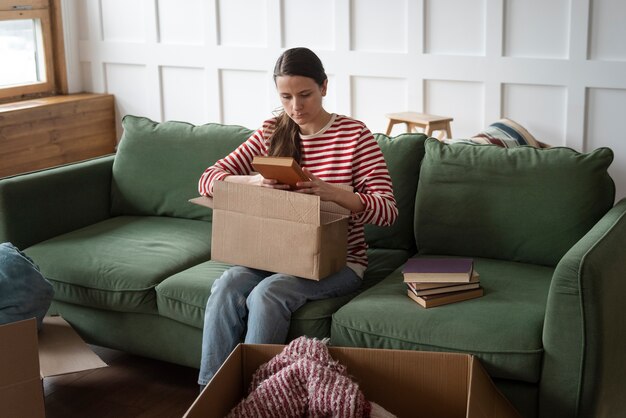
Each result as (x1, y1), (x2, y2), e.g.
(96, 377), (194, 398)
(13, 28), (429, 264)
(407, 270), (480, 290)
(407, 286), (484, 308)
(251, 156), (309, 189)
(407, 280), (481, 297)
(402, 257), (474, 283)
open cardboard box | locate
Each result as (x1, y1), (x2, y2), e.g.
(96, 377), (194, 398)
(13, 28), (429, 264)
(190, 181), (351, 280)
(0, 316), (107, 418)
(184, 344), (521, 418)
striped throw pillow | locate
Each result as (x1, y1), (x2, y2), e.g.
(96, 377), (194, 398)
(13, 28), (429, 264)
(471, 118), (544, 148)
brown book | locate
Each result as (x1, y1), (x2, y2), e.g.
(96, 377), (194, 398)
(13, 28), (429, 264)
(407, 281), (481, 297)
(402, 257), (474, 283)
(407, 270), (480, 290)
(251, 156), (309, 189)
(406, 286), (484, 308)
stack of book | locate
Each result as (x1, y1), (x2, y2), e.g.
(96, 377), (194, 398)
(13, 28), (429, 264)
(402, 258), (483, 308)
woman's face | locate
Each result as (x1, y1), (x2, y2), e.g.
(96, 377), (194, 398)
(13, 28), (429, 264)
(276, 75), (327, 134)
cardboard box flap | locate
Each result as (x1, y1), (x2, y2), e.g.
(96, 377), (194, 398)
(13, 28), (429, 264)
(190, 183), (353, 219)
(0, 317), (107, 418)
(38, 316), (108, 377)
(0, 318), (45, 418)
(329, 347), (470, 418)
(184, 345), (246, 418)
(214, 181), (322, 225)
(0, 318), (41, 389)
(184, 345), (286, 418)
(466, 357), (522, 418)
(189, 196), (213, 209)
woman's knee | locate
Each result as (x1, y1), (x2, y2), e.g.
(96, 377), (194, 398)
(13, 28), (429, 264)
(212, 266), (254, 291)
(209, 266), (267, 308)
(247, 275), (303, 311)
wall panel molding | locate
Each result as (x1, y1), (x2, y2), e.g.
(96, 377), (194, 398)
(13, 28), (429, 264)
(65, 0), (626, 199)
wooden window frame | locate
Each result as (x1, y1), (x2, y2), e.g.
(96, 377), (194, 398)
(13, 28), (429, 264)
(0, 0), (67, 102)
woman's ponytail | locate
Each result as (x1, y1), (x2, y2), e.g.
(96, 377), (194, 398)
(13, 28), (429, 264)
(268, 112), (302, 162)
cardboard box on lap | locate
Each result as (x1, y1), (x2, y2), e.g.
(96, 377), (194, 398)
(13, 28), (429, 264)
(190, 181), (350, 280)
(0, 316), (107, 418)
(183, 344), (521, 418)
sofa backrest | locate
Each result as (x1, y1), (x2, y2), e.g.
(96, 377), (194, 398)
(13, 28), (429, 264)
(414, 139), (615, 267)
(111, 115), (252, 221)
(364, 132), (427, 251)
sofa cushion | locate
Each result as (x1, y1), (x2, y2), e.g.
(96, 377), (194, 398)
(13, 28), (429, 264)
(156, 260), (233, 328)
(112, 115), (252, 221)
(415, 139), (615, 267)
(288, 247), (413, 340)
(50, 300), (203, 369)
(331, 257), (554, 383)
(156, 248), (412, 338)
(24, 216), (212, 313)
(364, 133), (427, 250)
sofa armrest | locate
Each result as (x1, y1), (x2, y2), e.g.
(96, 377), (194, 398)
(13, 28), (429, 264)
(0, 155), (115, 249)
(541, 198), (626, 418)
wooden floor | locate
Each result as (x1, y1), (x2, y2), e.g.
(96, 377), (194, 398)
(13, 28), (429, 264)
(44, 346), (200, 418)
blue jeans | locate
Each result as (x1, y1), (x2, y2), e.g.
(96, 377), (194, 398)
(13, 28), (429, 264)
(0, 242), (54, 330)
(197, 265), (361, 385)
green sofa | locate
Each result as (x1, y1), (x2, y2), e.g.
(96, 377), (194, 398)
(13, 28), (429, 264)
(1, 115), (625, 418)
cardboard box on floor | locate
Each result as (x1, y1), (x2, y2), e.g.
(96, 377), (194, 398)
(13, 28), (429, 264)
(0, 316), (107, 418)
(184, 344), (521, 418)
(190, 181), (351, 280)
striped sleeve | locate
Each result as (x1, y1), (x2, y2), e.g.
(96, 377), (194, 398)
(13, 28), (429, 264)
(198, 122), (272, 196)
(351, 128), (398, 227)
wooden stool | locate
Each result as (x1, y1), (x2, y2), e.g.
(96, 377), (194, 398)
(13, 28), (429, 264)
(385, 112), (453, 139)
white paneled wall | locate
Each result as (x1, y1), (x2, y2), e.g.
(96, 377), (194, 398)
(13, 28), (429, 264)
(504, 0), (570, 59)
(425, 0), (485, 56)
(65, 0), (626, 199)
(160, 66), (207, 124)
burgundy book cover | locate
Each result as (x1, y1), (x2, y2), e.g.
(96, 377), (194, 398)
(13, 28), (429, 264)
(402, 258), (473, 274)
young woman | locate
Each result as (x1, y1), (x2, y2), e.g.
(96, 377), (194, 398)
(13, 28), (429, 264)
(197, 47), (397, 388)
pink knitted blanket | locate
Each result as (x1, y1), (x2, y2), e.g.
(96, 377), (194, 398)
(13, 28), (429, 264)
(227, 337), (372, 418)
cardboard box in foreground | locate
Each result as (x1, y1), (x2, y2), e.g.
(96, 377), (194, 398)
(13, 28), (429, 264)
(0, 316), (108, 418)
(184, 344), (521, 418)
(191, 181), (350, 280)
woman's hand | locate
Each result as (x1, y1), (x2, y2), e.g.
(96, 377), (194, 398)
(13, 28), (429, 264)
(295, 169), (365, 213)
(294, 169), (339, 201)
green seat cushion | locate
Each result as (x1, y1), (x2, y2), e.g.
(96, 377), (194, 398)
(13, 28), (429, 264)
(156, 260), (233, 328)
(50, 300), (203, 369)
(415, 139), (615, 266)
(156, 248), (412, 339)
(288, 248), (413, 340)
(112, 115), (252, 221)
(24, 216), (212, 313)
(331, 257), (553, 383)
(364, 133), (427, 251)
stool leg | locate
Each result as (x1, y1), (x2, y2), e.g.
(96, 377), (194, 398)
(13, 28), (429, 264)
(444, 122), (452, 139)
(385, 120), (394, 136)
(426, 124), (434, 138)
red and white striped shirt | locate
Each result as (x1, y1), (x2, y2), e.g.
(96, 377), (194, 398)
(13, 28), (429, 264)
(198, 114), (398, 277)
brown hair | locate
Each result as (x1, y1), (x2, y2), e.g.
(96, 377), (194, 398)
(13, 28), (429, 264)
(269, 48), (327, 162)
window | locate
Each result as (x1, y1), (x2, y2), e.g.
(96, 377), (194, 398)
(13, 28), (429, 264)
(0, 0), (65, 101)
